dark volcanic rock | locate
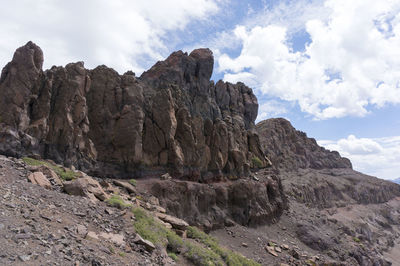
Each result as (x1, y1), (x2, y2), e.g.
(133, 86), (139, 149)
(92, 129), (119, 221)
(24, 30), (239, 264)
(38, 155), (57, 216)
(0, 42), (268, 179)
(256, 118), (352, 170)
(149, 174), (286, 230)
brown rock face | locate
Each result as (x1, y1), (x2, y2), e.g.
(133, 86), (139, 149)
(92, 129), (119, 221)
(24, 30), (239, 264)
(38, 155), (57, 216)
(256, 118), (352, 170)
(256, 118), (400, 208)
(149, 173), (286, 230)
(0, 42), (267, 180)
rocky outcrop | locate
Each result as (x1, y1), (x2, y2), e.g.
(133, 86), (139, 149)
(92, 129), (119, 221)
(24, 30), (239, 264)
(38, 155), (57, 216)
(63, 177), (109, 202)
(280, 168), (400, 208)
(148, 171), (286, 230)
(256, 118), (400, 208)
(256, 118), (352, 170)
(0, 42), (268, 180)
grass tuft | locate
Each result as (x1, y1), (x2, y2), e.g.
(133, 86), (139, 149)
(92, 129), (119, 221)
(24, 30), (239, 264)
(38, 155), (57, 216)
(106, 194), (131, 209)
(118, 252), (126, 257)
(168, 252), (178, 261)
(129, 179), (137, 186)
(132, 209), (259, 266)
(22, 157), (77, 181)
(187, 226), (260, 266)
(251, 156), (263, 168)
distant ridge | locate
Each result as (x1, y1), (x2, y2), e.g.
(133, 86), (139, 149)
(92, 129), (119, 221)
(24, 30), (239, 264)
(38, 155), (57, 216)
(392, 178), (400, 184)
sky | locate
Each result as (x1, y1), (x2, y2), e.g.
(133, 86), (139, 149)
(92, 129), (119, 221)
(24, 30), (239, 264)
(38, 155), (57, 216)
(0, 0), (399, 180)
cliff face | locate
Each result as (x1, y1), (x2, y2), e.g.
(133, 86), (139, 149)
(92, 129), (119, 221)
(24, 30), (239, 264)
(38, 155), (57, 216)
(0, 42), (267, 180)
(256, 118), (352, 170)
(256, 118), (400, 208)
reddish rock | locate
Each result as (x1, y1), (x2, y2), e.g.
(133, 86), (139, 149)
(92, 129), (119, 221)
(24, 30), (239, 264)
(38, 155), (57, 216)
(27, 171), (52, 189)
(36, 165), (63, 185)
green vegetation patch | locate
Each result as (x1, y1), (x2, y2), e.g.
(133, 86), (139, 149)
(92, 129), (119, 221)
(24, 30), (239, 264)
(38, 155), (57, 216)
(132, 208), (225, 266)
(106, 194), (131, 209)
(22, 157), (77, 181)
(185, 242), (224, 266)
(168, 252), (178, 261)
(187, 226), (260, 266)
(118, 252), (126, 257)
(132, 207), (169, 245)
(129, 179), (137, 186)
(251, 156), (263, 168)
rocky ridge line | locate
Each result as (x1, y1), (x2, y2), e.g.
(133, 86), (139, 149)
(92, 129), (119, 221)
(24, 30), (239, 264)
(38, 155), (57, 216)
(0, 41), (267, 181)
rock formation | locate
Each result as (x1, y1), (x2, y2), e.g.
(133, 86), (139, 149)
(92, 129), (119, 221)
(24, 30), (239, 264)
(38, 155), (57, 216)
(0, 42), (267, 180)
(149, 173), (286, 230)
(257, 118), (352, 170)
(257, 118), (400, 208)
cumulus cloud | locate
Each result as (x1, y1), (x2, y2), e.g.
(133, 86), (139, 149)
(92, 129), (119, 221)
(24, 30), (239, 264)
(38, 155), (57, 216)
(256, 99), (288, 122)
(319, 135), (400, 180)
(218, 0), (400, 119)
(0, 0), (219, 73)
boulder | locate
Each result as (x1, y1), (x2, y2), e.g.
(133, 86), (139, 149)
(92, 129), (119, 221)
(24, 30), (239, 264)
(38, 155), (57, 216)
(154, 212), (189, 231)
(27, 172), (52, 189)
(76, 224), (88, 237)
(133, 234), (155, 252)
(36, 165), (63, 185)
(113, 180), (136, 194)
(265, 246), (278, 257)
(63, 177), (108, 201)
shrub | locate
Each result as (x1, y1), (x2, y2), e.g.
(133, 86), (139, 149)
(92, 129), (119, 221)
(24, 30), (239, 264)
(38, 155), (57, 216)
(108, 246), (115, 254)
(132, 207), (168, 245)
(22, 157), (77, 181)
(106, 195), (131, 209)
(251, 156), (263, 168)
(129, 179), (137, 186)
(166, 231), (184, 253)
(353, 237), (361, 243)
(185, 242), (224, 266)
(133, 210), (259, 266)
(168, 252), (178, 261)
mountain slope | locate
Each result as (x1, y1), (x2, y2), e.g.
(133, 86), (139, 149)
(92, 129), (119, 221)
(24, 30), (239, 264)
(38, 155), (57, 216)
(392, 178), (400, 185)
(1, 42), (400, 265)
(257, 118), (400, 207)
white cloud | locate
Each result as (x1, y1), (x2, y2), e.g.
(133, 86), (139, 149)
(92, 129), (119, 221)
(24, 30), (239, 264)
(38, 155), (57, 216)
(256, 100), (288, 122)
(244, 0), (329, 34)
(0, 0), (219, 74)
(218, 0), (400, 119)
(318, 135), (400, 180)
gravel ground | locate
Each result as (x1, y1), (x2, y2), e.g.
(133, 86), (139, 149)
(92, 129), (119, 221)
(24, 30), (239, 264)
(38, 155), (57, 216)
(0, 155), (168, 266)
